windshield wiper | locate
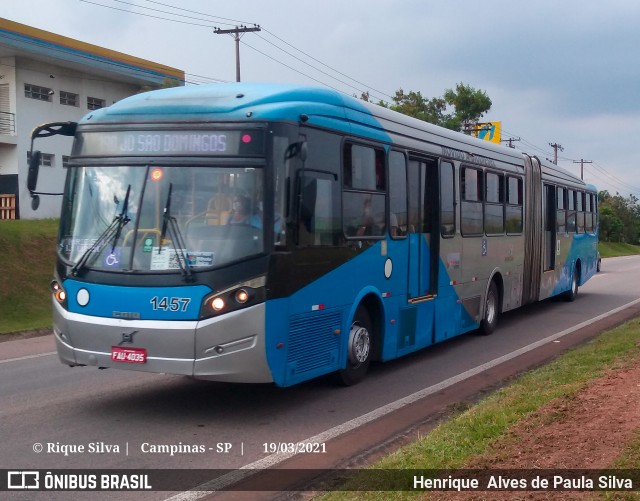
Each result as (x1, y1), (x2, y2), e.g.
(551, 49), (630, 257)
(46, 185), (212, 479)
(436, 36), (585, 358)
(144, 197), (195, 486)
(158, 183), (194, 282)
(71, 185), (131, 276)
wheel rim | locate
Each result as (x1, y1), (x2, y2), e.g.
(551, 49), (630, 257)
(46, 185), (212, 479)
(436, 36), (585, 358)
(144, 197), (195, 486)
(485, 292), (496, 325)
(348, 323), (370, 365)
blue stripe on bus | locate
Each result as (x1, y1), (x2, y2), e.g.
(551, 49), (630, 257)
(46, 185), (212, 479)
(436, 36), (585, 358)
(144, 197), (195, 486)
(264, 242), (476, 386)
(62, 279), (212, 321)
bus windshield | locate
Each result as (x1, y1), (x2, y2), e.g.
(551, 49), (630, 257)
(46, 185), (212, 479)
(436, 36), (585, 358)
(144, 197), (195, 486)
(59, 165), (265, 272)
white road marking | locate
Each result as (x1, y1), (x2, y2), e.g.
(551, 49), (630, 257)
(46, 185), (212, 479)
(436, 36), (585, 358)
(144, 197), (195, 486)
(0, 352), (56, 364)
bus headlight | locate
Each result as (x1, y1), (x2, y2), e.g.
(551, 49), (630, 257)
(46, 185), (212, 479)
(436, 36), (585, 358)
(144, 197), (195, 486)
(235, 289), (250, 304)
(200, 277), (265, 319)
(50, 280), (68, 308)
(211, 297), (226, 311)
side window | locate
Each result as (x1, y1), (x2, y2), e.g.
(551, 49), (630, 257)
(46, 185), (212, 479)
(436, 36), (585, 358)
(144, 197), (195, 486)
(556, 187), (566, 234)
(461, 166), (484, 236)
(440, 161), (455, 237)
(577, 191), (585, 233)
(506, 176), (523, 234)
(298, 171), (340, 246)
(567, 190), (577, 233)
(585, 192), (593, 232)
(388, 151), (408, 238)
(296, 129), (342, 247)
(343, 143), (386, 238)
(485, 171), (504, 235)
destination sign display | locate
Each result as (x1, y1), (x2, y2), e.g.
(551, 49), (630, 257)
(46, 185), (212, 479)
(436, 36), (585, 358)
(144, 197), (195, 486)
(72, 130), (265, 157)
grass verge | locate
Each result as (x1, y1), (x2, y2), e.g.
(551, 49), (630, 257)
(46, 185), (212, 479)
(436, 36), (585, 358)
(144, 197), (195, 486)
(0, 219), (58, 333)
(318, 318), (640, 499)
(600, 241), (640, 258)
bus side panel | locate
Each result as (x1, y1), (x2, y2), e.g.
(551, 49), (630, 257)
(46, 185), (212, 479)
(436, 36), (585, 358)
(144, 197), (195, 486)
(540, 231), (597, 299)
(264, 239), (484, 386)
(266, 245), (390, 386)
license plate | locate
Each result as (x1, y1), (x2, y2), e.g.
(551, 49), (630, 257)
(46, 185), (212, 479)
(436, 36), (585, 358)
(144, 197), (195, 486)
(111, 346), (147, 364)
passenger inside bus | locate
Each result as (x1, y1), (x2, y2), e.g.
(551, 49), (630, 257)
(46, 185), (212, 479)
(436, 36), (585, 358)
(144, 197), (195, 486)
(227, 195), (262, 227)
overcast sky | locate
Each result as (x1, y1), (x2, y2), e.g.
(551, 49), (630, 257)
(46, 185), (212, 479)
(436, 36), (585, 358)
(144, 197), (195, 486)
(7, 0), (640, 198)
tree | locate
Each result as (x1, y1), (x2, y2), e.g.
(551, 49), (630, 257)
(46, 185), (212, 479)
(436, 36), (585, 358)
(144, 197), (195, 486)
(599, 206), (624, 242)
(387, 89), (447, 125)
(370, 83), (492, 132)
(598, 190), (640, 244)
(442, 83), (492, 132)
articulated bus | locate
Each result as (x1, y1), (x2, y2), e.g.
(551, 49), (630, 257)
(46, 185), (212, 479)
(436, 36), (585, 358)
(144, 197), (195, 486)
(27, 83), (599, 386)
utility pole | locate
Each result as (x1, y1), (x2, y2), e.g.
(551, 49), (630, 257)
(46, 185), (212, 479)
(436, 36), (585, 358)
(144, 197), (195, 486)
(549, 142), (564, 165)
(214, 25), (261, 82)
(573, 159), (592, 180)
(501, 137), (521, 148)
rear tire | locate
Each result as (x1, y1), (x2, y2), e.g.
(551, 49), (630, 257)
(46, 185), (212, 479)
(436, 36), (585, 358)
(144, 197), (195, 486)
(336, 306), (373, 386)
(479, 282), (499, 336)
(564, 266), (579, 302)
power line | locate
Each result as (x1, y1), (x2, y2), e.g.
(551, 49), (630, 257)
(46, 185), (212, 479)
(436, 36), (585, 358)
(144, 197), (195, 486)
(259, 28), (395, 102)
(239, 40), (345, 94)
(144, 0), (254, 26)
(79, 0), (394, 101)
(251, 32), (390, 104)
(139, 0), (395, 99)
(79, 0), (218, 28)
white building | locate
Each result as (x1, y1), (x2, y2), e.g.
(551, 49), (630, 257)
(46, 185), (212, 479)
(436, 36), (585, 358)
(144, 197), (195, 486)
(0, 18), (184, 219)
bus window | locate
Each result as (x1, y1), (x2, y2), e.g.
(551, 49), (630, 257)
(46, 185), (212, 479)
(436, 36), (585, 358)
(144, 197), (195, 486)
(567, 190), (577, 233)
(556, 186), (566, 234)
(298, 171), (340, 246)
(440, 161), (455, 237)
(585, 192), (593, 232)
(343, 143), (386, 238)
(388, 151), (408, 238)
(506, 176), (523, 234)
(485, 171), (505, 235)
(461, 166), (484, 236)
(577, 191), (585, 233)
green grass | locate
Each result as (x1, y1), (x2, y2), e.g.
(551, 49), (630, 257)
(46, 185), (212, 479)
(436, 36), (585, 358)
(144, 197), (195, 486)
(600, 241), (640, 258)
(0, 219), (58, 333)
(319, 319), (640, 499)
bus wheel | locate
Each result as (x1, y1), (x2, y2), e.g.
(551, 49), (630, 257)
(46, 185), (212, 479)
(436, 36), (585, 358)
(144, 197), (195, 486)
(564, 267), (579, 302)
(479, 282), (499, 336)
(337, 306), (373, 386)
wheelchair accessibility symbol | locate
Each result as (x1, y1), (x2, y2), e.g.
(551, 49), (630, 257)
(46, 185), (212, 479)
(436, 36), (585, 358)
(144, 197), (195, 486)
(104, 248), (122, 268)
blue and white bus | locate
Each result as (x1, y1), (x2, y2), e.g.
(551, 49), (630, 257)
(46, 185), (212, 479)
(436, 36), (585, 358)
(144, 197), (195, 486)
(27, 83), (599, 386)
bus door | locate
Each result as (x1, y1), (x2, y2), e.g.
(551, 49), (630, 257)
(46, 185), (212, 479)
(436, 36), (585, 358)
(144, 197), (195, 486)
(407, 157), (439, 301)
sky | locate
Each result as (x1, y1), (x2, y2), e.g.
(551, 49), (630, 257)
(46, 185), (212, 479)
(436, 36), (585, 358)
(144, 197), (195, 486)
(6, 0), (640, 198)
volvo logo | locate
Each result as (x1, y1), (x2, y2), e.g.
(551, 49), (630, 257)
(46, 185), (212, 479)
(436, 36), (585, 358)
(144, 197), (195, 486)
(118, 331), (139, 345)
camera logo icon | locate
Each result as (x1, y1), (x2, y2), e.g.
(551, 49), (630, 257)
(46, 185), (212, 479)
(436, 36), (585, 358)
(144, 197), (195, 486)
(7, 471), (40, 490)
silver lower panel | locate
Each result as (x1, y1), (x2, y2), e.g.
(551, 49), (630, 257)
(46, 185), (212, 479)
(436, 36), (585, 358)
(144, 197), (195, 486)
(52, 301), (273, 383)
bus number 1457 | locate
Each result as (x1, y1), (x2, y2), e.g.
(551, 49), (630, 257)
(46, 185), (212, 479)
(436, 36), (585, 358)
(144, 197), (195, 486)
(150, 296), (191, 312)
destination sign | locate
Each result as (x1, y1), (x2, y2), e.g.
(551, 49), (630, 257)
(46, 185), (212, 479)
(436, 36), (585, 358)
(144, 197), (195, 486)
(72, 130), (265, 157)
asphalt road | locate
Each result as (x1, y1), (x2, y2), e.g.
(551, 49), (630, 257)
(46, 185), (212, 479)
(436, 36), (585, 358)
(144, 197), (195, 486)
(2, 255), (640, 500)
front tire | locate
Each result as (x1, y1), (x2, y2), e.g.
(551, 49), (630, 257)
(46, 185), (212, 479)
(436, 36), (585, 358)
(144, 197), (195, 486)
(336, 306), (373, 386)
(479, 282), (499, 335)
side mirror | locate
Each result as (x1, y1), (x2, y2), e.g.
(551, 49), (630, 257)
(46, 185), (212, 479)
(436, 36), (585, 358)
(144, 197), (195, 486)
(284, 141), (308, 162)
(31, 194), (40, 211)
(27, 150), (41, 193)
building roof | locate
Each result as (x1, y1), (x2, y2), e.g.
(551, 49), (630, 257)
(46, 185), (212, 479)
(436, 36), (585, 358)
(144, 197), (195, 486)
(0, 17), (184, 86)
